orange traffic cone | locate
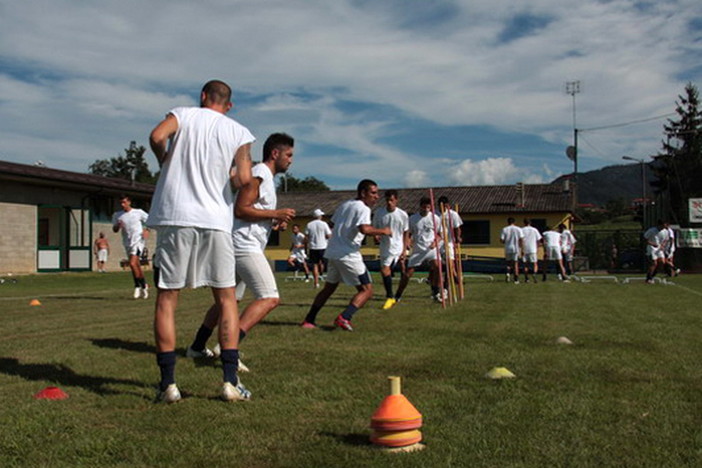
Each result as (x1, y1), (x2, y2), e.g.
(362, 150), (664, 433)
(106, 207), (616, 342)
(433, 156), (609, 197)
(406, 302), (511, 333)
(34, 386), (69, 400)
(370, 376), (425, 452)
(29, 299), (41, 306)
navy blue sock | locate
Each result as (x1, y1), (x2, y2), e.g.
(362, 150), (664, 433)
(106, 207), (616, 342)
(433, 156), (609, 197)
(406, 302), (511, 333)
(305, 304), (323, 324)
(191, 325), (213, 351)
(220, 349), (240, 384)
(156, 351), (177, 391)
(341, 304), (358, 320)
(431, 285), (439, 296)
(239, 329), (247, 343)
(383, 275), (393, 298)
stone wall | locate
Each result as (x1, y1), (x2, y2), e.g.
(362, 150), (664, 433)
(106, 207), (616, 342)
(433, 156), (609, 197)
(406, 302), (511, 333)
(0, 202), (37, 274)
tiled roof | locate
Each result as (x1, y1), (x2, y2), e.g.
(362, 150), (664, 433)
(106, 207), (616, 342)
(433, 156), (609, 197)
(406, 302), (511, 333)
(278, 183), (573, 216)
(0, 160), (155, 195)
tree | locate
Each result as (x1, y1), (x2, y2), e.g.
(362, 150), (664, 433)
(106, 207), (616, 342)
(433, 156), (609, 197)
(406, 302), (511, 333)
(89, 141), (157, 185)
(651, 83), (702, 226)
(276, 173), (330, 192)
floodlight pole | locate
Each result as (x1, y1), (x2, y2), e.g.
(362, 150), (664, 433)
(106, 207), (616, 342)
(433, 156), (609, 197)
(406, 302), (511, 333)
(623, 155), (647, 227)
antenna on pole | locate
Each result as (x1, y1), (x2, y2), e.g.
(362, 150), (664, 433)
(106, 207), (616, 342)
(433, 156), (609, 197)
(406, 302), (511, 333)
(565, 80), (581, 212)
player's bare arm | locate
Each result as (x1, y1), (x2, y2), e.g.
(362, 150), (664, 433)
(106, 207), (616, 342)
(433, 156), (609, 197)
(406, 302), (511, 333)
(149, 114), (178, 166)
(230, 143), (252, 189)
(359, 224), (391, 237)
(235, 177), (296, 223)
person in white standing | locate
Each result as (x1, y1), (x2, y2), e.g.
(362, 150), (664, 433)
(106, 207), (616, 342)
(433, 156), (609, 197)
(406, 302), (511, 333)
(438, 195), (463, 292)
(112, 195), (149, 298)
(644, 219), (669, 284)
(185, 133), (296, 373)
(542, 226), (569, 282)
(394, 197), (444, 303)
(301, 179), (391, 331)
(372, 189), (409, 310)
(148, 80), (254, 403)
(663, 221), (680, 276)
(520, 218), (542, 283)
(500, 217), (524, 284)
(287, 224), (310, 281)
(559, 223), (577, 276)
(306, 209), (332, 288)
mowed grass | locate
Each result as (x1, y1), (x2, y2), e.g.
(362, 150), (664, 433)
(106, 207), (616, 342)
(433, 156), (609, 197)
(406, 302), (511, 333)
(1, 271), (702, 467)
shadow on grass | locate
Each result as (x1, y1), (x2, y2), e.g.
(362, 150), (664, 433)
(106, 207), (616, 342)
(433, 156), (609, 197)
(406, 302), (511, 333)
(90, 338), (186, 356)
(51, 296), (112, 301)
(319, 431), (372, 447)
(0, 357), (150, 399)
(258, 320), (336, 331)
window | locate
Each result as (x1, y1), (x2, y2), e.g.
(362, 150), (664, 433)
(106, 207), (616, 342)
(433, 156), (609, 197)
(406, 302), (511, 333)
(530, 218), (547, 233)
(462, 220), (490, 245)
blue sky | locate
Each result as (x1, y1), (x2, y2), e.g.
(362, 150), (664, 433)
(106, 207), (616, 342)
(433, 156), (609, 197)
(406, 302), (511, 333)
(1, 0), (701, 189)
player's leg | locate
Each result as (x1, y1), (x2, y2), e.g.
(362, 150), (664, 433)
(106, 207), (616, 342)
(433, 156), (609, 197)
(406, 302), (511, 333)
(154, 288), (180, 401)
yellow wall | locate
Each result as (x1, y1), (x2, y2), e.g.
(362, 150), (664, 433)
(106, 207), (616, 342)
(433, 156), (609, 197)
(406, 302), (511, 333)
(265, 212), (573, 261)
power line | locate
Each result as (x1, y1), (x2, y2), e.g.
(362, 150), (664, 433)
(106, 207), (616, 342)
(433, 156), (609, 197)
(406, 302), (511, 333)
(579, 112), (676, 133)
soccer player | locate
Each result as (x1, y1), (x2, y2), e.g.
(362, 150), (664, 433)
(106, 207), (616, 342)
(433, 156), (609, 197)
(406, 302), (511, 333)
(663, 222), (680, 276)
(542, 226), (569, 282)
(372, 189), (409, 310)
(644, 219), (668, 284)
(394, 197), (444, 303)
(559, 223), (577, 275)
(148, 80), (254, 403)
(186, 133), (296, 372)
(300, 179), (391, 331)
(287, 224), (310, 282)
(306, 209), (332, 288)
(112, 195), (149, 298)
(500, 217), (524, 283)
(521, 219), (542, 283)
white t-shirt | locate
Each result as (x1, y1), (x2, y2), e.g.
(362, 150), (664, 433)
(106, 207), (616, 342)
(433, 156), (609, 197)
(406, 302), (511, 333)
(500, 225), (524, 254)
(521, 226), (542, 254)
(561, 229), (577, 253)
(324, 199), (371, 260)
(305, 219), (332, 250)
(666, 227), (676, 253)
(231, 163), (276, 253)
(112, 208), (148, 249)
(409, 212), (441, 253)
(290, 232), (306, 256)
(542, 231), (562, 249)
(439, 209), (463, 244)
(373, 206), (409, 257)
(147, 106), (255, 233)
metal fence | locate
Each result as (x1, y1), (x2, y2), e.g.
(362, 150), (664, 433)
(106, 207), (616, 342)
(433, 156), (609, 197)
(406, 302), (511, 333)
(575, 229), (645, 272)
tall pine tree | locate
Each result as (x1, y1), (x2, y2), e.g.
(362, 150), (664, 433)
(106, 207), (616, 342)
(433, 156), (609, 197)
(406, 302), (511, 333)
(651, 83), (702, 226)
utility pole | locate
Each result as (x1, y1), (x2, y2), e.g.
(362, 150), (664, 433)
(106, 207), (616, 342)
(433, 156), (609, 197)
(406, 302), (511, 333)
(565, 80), (581, 212)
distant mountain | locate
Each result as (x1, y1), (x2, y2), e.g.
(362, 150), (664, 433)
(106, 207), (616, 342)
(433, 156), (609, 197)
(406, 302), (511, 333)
(552, 163), (654, 207)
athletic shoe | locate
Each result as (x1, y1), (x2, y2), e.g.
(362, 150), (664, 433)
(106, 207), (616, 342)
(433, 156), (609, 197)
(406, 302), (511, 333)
(142, 284), (149, 299)
(646, 279), (654, 284)
(305, 278), (310, 283)
(212, 343), (221, 358)
(382, 298), (397, 310)
(156, 383), (181, 403)
(505, 273), (510, 283)
(334, 315), (354, 331)
(300, 321), (317, 329)
(675, 268), (681, 276)
(237, 359), (250, 373)
(133, 287), (141, 299)
(221, 379), (251, 402)
(514, 280), (520, 284)
(186, 346), (215, 358)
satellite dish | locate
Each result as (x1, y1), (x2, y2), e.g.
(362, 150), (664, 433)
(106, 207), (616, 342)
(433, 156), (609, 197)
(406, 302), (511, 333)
(566, 146), (576, 161)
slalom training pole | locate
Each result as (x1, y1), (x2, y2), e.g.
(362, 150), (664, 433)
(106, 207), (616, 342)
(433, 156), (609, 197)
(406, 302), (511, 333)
(440, 203), (455, 305)
(455, 203), (465, 300)
(428, 189), (445, 309)
(444, 202), (458, 303)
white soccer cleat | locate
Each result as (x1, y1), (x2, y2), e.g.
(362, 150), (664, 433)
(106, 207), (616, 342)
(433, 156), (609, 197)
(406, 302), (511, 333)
(142, 285), (149, 299)
(212, 343), (221, 358)
(221, 379), (251, 402)
(185, 346), (215, 358)
(238, 358), (250, 373)
(156, 383), (181, 403)
(133, 287), (141, 299)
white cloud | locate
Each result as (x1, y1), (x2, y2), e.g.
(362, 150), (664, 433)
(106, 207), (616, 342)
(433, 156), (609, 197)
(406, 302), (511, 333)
(446, 157), (544, 186)
(405, 170), (429, 188)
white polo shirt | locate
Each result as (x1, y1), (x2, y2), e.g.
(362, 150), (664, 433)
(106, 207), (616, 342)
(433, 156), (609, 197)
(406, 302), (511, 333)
(231, 163), (276, 253)
(373, 206), (409, 257)
(324, 199), (371, 260)
(305, 219), (332, 250)
(500, 225), (524, 254)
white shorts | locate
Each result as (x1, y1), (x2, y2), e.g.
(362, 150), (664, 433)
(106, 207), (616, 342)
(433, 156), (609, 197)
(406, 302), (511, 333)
(522, 252), (538, 263)
(289, 249), (307, 262)
(647, 246), (665, 260)
(325, 254), (371, 286)
(562, 249), (574, 262)
(235, 251), (278, 299)
(546, 246), (563, 260)
(153, 226), (235, 289)
(97, 249), (108, 262)
(379, 252), (401, 268)
(505, 251), (519, 262)
(408, 248), (436, 269)
(441, 242), (456, 261)
(124, 240), (145, 258)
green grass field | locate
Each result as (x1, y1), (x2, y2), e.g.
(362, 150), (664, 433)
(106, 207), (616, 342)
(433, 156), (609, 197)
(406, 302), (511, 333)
(1, 271), (701, 467)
